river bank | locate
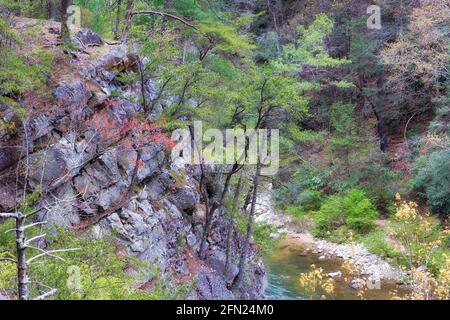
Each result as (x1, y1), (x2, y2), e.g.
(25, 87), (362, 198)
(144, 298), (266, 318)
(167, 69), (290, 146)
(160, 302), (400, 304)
(255, 183), (407, 298)
(264, 238), (409, 299)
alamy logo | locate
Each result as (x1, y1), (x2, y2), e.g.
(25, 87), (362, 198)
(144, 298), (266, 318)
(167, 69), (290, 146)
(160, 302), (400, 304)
(171, 121), (279, 175)
(66, 266), (83, 292)
(67, 5), (81, 28)
(367, 5), (382, 30)
(367, 278), (382, 290)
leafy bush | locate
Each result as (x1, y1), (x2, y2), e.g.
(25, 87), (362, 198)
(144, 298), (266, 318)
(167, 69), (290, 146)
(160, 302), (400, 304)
(359, 230), (399, 258)
(256, 31), (281, 61)
(412, 149), (450, 217)
(287, 190), (323, 217)
(293, 167), (331, 192)
(352, 152), (403, 215)
(312, 225), (352, 244)
(252, 223), (278, 255)
(0, 227), (191, 300)
(314, 189), (379, 235)
(391, 200), (450, 275)
(297, 190), (323, 212)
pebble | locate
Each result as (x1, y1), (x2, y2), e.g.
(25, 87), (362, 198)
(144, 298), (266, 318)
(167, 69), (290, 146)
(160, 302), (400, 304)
(328, 271), (342, 278)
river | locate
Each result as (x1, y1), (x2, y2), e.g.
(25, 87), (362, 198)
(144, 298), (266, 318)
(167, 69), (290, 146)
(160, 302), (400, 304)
(264, 239), (408, 300)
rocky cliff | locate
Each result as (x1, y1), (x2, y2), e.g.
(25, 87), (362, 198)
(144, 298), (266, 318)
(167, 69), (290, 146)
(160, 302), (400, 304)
(0, 18), (265, 299)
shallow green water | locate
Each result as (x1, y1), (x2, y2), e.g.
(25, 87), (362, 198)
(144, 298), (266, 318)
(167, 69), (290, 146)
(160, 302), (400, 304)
(264, 239), (408, 300)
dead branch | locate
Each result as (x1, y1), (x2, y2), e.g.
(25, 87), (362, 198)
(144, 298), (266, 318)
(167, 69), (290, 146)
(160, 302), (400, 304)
(131, 10), (198, 30)
(26, 248), (81, 264)
(33, 288), (57, 300)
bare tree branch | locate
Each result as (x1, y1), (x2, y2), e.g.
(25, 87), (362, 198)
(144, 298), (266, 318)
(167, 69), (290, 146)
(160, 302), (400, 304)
(33, 288), (57, 300)
(26, 248), (81, 264)
(131, 10), (198, 30)
(24, 234), (47, 246)
(0, 213), (19, 219)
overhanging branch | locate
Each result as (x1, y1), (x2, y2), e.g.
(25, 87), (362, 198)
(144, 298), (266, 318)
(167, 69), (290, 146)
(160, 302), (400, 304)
(131, 10), (198, 30)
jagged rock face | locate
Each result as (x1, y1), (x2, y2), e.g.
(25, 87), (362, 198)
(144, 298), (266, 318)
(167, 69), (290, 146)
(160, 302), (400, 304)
(169, 186), (200, 214)
(74, 28), (104, 48)
(0, 104), (21, 174)
(0, 144), (19, 172)
(0, 38), (265, 300)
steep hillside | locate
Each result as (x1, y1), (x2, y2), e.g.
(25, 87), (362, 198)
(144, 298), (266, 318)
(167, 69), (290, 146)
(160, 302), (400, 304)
(0, 16), (264, 300)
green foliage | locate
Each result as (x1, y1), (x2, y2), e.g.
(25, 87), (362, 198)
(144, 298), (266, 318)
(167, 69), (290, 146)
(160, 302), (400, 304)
(74, 0), (113, 36)
(330, 102), (356, 135)
(292, 164), (332, 192)
(0, 15), (20, 43)
(273, 14), (349, 71)
(390, 209), (449, 274)
(356, 155), (401, 215)
(256, 31), (280, 61)
(430, 81), (450, 135)
(17, 189), (41, 214)
(0, 0), (49, 19)
(252, 223), (277, 255)
(298, 190), (322, 212)
(197, 20), (256, 57)
(348, 17), (380, 77)
(0, 219), (15, 251)
(312, 225), (352, 244)
(0, 226), (190, 300)
(0, 252), (15, 291)
(287, 190), (323, 223)
(329, 80), (355, 89)
(274, 163), (333, 209)
(314, 189), (379, 236)
(412, 149), (450, 217)
(358, 229), (399, 259)
(205, 55), (239, 79)
(287, 125), (326, 145)
(287, 190), (323, 217)
(36, 228), (146, 299)
(0, 120), (18, 136)
(152, 0), (226, 21)
(329, 102), (358, 162)
(0, 20), (52, 112)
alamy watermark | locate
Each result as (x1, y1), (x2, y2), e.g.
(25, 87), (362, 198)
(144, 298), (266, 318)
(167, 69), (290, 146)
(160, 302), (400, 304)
(66, 265), (83, 292)
(367, 278), (382, 290)
(367, 5), (382, 30)
(67, 5), (81, 28)
(171, 121), (280, 176)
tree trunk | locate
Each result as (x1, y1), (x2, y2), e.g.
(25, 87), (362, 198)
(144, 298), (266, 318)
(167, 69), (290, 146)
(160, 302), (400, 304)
(60, 0), (72, 45)
(232, 161), (261, 289)
(15, 213), (28, 300)
(121, 0), (134, 44)
(198, 202), (218, 259)
(224, 173), (243, 276)
(199, 164), (237, 259)
(377, 109), (388, 153)
(113, 0), (122, 40)
(47, 0), (57, 20)
(356, 76), (388, 153)
(137, 57), (147, 112)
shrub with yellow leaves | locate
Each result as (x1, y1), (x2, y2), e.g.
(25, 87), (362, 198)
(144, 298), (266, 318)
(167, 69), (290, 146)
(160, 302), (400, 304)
(298, 264), (335, 299)
(391, 198), (447, 270)
(390, 196), (449, 300)
(391, 262), (449, 300)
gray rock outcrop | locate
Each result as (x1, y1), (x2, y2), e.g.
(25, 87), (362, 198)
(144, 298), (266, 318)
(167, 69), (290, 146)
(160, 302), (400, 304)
(0, 40), (265, 300)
